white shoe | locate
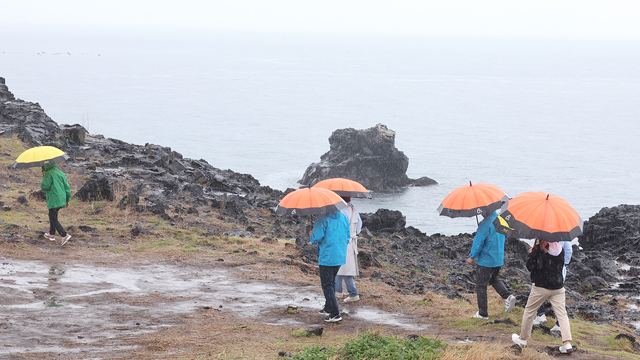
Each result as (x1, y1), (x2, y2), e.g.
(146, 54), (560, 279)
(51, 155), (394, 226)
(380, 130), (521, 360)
(343, 295), (360, 303)
(44, 232), (56, 241)
(559, 343), (573, 354)
(533, 314), (547, 325)
(512, 334), (527, 347)
(61, 234), (72, 246)
(550, 324), (561, 332)
(472, 311), (488, 319)
(504, 294), (516, 312)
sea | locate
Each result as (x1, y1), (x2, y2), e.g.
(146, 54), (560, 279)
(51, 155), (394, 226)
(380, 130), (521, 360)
(1, 28), (639, 237)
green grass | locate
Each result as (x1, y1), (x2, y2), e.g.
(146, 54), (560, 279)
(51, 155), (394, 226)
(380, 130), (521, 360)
(290, 328), (308, 337)
(291, 331), (446, 360)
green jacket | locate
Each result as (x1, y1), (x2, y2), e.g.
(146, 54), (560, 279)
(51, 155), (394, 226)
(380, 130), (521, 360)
(41, 164), (71, 209)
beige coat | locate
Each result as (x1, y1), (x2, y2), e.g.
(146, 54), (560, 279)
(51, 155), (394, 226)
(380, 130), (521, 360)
(337, 205), (360, 276)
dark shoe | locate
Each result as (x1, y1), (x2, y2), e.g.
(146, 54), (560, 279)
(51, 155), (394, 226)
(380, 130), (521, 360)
(318, 309), (329, 315)
(324, 314), (342, 322)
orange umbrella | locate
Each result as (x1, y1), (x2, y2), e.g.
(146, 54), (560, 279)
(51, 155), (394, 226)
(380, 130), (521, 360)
(275, 187), (348, 216)
(437, 182), (508, 219)
(312, 178), (372, 199)
(495, 191), (583, 242)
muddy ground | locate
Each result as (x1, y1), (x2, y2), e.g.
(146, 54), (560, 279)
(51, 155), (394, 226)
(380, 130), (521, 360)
(1, 253), (437, 359)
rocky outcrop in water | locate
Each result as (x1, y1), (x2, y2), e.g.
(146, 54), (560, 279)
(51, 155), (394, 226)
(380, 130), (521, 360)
(299, 124), (436, 191)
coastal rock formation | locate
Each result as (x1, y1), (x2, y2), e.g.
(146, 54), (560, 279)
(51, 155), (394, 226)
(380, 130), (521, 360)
(579, 204), (640, 257)
(0, 77), (284, 223)
(299, 124), (436, 191)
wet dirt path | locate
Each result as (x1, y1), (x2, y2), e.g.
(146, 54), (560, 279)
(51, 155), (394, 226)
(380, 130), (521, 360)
(0, 258), (432, 358)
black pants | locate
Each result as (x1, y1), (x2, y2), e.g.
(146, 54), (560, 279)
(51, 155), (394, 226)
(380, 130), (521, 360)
(48, 207), (67, 237)
(476, 265), (510, 317)
(319, 265), (341, 317)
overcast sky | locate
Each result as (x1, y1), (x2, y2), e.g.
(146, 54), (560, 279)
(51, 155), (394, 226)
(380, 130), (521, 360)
(1, 0), (639, 39)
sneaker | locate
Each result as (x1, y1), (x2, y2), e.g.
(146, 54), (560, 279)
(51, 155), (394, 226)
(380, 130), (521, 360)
(559, 343), (573, 354)
(472, 311), (489, 319)
(505, 294), (516, 313)
(550, 324), (561, 332)
(60, 234), (72, 246)
(324, 314), (342, 322)
(44, 233), (56, 241)
(533, 314), (547, 325)
(318, 309), (329, 315)
(511, 334), (527, 347)
(343, 295), (360, 303)
(335, 292), (347, 298)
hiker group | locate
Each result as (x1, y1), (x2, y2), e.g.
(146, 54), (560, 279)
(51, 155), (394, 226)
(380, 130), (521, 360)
(292, 181), (579, 355)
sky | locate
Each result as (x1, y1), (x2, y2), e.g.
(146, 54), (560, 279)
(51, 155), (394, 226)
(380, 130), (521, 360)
(1, 0), (639, 39)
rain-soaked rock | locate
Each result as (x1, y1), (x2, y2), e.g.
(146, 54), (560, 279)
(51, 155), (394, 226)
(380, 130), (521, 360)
(61, 124), (87, 145)
(580, 276), (608, 292)
(118, 194), (139, 209)
(130, 226), (149, 237)
(75, 177), (115, 202)
(579, 204), (640, 255)
(361, 209), (406, 233)
(299, 124), (436, 191)
(261, 237), (278, 244)
(306, 327), (323, 336)
(30, 190), (46, 201)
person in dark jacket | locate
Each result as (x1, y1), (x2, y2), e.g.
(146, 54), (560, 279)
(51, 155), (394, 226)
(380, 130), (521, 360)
(41, 164), (72, 246)
(511, 239), (573, 354)
(466, 210), (516, 319)
(310, 210), (350, 323)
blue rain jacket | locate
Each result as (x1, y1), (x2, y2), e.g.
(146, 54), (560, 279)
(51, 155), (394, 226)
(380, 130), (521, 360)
(310, 211), (350, 266)
(469, 211), (505, 268)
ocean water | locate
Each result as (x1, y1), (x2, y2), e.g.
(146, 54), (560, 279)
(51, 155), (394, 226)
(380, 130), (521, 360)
(2, 29), (639, 236)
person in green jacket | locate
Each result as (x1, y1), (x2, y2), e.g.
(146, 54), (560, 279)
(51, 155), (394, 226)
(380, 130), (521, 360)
(41, 164), (72, 246)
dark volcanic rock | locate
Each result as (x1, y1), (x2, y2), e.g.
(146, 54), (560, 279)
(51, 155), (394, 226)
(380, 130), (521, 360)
(579, 204), (640, 255)
(75, 177), (115, 202)
(299, 124), (436, 191)
(361, 209), (406, 233)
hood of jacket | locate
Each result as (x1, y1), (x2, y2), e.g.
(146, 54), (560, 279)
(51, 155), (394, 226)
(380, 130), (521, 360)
(43, 163), (58, 172)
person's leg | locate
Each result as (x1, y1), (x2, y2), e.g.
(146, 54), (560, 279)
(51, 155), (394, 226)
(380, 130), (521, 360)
(489, 267), (511, 299)
(548, 288), (572, 344)
(319, 265), (340, 316)
(519, 286), (549, 340)
(334, 275), (344, 294)
(475, 265), (491, 317)
(343, 276), (358, 297)
(537, 304), (546, 316)
(49, 207), (67, 237)
(48, 208), (59, 235)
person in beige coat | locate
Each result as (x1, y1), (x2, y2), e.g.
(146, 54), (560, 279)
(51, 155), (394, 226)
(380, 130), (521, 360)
(335, 197), (362, 302)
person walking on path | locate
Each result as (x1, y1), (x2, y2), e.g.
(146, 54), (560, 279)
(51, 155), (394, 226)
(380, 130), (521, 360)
(466, 210), (516, 319)
(533, 240), (573, 332)
(335, 197), (362, 303)
(512, 239), (574, 354)
(310, 210), (350, 323)
(41, 164), (72, 246)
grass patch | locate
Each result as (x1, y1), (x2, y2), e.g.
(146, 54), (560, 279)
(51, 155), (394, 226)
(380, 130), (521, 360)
(292, 331), (446, 360)
(290, 328), (308, 338)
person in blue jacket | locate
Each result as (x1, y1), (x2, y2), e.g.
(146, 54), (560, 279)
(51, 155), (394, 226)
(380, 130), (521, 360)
(310, 210), (350, 323)
(466, 210), (516, 319)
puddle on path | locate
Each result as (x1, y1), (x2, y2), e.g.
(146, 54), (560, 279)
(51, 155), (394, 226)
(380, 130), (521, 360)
(0, 258), (431, 358)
